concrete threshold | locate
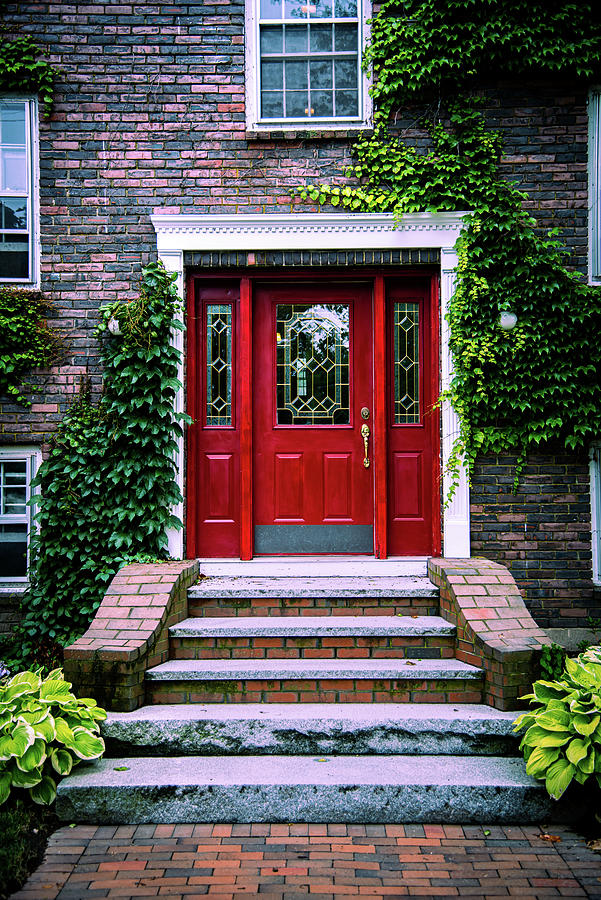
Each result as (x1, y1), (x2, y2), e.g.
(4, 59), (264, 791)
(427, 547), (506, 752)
(195, 557), (429, 577)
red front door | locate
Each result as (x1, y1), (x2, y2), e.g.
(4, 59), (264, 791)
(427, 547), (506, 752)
(186, 272), (440, 559)
(252, 282), (374, 554)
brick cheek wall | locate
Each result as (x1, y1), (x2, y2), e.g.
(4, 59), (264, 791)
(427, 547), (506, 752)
(470, 450), (599, 630)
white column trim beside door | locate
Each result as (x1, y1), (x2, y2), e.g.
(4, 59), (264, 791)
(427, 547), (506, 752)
(152, 211), (471, 559)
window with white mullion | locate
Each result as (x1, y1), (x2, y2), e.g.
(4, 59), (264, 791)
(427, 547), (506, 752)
(258, 0), (361, 122)
(0, 452), (37, 580)
(0, 99), (33, 282)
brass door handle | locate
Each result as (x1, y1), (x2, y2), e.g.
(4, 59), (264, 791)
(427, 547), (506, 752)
(361, 423), (370, 468)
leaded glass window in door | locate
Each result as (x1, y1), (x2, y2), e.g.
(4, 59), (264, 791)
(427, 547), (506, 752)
(393, 301), (420, 424)
(206, 304), (232, 426)
(276, 303), (350, 424)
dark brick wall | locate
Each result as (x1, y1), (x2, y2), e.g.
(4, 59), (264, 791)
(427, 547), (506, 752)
(470, 451), (599, 629)
(0, 2), (591, 446)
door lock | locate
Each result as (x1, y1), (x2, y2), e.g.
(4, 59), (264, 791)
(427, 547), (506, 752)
(361, 407), (370, 420)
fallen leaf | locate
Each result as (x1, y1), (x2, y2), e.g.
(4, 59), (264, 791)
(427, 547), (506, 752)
(539, 833), (561, 843)
(586, 838), (601, 851)
(405, 661), (416, 666)
(483, 829), (491, 836)
(114, 766), (130, 771)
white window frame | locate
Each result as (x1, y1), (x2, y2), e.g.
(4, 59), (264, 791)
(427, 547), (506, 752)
(245, 0), (372, 133)
(0, 96), (39, 287)
(0, 446), (41, 583)
(588, 89), (601, 284)
(590, 443), (601, 584)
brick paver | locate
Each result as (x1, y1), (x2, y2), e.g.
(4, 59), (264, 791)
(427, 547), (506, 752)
(11, 823), (601, 899)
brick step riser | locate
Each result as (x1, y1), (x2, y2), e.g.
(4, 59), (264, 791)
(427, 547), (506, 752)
(146, 678), (483, 705)
(169, 635), (455, 660)
(188, 598), (439, 618)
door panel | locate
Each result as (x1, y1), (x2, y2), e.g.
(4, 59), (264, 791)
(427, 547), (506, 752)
(205, 454), (236, 521)
(386, 278), (439, 555)
(253, 282), (374, 554)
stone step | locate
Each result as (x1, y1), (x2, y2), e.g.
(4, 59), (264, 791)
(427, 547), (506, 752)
(101, 703), (521, 757)
(56, 754), (579, 824)
(145, 658), (483, 704)
(169, 614), (455, 660)
(188, 575), (439, 618)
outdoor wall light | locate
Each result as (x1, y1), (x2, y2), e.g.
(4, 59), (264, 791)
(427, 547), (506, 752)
(107, 316), (123, 336)
(499, 310), (518, 331)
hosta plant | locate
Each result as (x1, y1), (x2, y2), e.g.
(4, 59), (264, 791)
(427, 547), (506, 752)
(0, 669), (106, 806)
(514, 647), (601, 800)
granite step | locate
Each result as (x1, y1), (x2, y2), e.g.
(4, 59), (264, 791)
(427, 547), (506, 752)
(188, 575), (439, 617)
(101, 703), (521, 757)
(169, 614), (456, 660)
(56, 754), (580, 824)
(145, 658), (483, 704)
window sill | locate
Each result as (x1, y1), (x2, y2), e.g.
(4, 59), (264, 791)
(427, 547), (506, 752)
(246, 124), (373, 141)
(0, 581), (28, 598)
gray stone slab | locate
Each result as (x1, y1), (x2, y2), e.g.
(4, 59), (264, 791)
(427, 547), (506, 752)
(145, 657), (483, 681)
(56, 754), (581, 824)
(170, 614), (455, 639)
(195, 558), (429, 577)
(102, 703), (521, 757)
(188, 575), (438, 600)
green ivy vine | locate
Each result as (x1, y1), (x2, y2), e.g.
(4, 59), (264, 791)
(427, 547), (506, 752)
(300, 0), (601, 489)
(0, 288), (63, 404)
(2, 263), (189, 668)
(0, 34), (56, 116)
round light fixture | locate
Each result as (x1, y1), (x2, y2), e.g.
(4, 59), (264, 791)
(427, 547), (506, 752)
(499, 311), (518, 331)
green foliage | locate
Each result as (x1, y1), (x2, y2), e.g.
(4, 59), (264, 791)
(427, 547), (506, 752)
(514, 647), (601, 800)
(299, 3), (601, 485)
(0, 35), (56, 116)
(0, 289), (63, 405)
(0, 668), (106, 808)
(540, 643), (568, 681)
(365, 0), (601, 117)
(8, 262), (189, 664)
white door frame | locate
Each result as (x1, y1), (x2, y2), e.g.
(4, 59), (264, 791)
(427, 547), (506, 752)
(151, 211), (471, 560)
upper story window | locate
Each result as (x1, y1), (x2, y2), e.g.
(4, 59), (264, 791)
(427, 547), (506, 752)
(0, 448), (40, 581)
(589, 90), (601, 283)
(246, 0), (371, 131)
(0, 98), (37, 284)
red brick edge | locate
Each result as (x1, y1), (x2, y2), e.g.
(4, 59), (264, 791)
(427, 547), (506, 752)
(428, 557), (551, 711)
(63, 560), (199, 712)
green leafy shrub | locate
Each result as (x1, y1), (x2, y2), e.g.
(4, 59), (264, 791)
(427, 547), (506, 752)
(0, 796), (57, 899)
(514, 647), (601, 800)
(0, 669), (106, 807)
(0, 288), (63, 404)
(540, 643), (568, 682)
(5, 262), (188, 666)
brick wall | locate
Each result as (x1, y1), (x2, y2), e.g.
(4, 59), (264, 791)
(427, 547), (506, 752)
(0, 1), (591, 446)
(470, 450), (599, 629)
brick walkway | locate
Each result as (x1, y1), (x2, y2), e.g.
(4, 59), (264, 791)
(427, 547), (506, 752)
(11, 823), (601, 899)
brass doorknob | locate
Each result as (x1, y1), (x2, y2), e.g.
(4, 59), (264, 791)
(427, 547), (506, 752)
(361, 423), (370, 468)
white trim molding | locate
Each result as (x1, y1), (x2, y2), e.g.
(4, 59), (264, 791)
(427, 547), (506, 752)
(152, 210), (471, 560)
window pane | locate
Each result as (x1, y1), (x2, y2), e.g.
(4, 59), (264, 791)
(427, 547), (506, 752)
(3, 487), (27, 514)
(276, 303), (350, 425)
(261, 25), (284, 53)
(311, 0), (332, 17)
(261, 92), (285, 117)
(335, 89), (358, 116)
(310, 24), (332, 51)
(206, 305), (232, 427)
(0, 236), (29, 279)
(0, 103), (26, 146)
(285, 90), (308, 117)
(335, 0), (357, 15)
(285, 60), (308, 90)
(285, 24), (308, 51)
(262, 60), (284, 90)
(335, 57), (357, 88)
(3, 461), (27, 482)
(312, 90), (333, 116)
(310, 59), (333, 90)
(334, 22), (357, 50)
(0, 199), (27, 230)
(0, 524), (27, 578)
(393, 302), (420, 424)
(1, 149), (27, 192)
(261, 0), (283, 18)
(285, 0), (307, 17)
